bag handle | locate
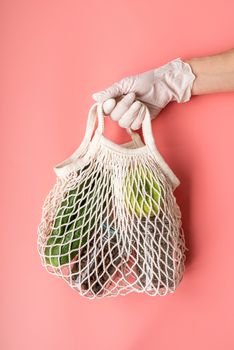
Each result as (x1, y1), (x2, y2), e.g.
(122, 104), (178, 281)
(54, 102), (180, 190)
(75, 102), (156, 152)
(96, 102), (156, 151)
(95, 102), (144, 146)
(53, 102), (143, 176)
(96, 103), (181, 190)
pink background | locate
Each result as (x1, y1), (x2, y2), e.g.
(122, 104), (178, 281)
(1, 1), (234, 349)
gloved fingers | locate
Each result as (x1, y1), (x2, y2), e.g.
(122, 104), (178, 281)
(92, 84), (118, 102)
(92, 81), (125, 102)
(118, 100), (143, 129)
(109, 92), (136, 121)
(102, 98), (116, 115)
(130, 103), (146, 130)
(92, 75), (136, 102)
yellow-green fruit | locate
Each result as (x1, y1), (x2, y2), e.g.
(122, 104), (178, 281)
(124, 167), (164, 218)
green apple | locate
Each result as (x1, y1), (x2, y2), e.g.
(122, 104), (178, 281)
(124, 166), (164, 218)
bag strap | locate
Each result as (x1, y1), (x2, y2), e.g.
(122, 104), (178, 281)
(98, 101), (180, 189)
(64, 101), (156, 158)
(95, 102), (144, 146)
(141, 104), (181, 189)
(54, 102), (180, 189)
(97, 102), (181, 189)
(141, 104), (157, 149)
(74, 102), (142, 146)
(96, 102), (157, 150)
(53, 103), (142, 176)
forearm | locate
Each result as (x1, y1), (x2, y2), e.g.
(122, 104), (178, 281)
(184, 48), (234, 95)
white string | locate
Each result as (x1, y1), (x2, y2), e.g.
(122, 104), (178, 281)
(37, 102), (186, 299)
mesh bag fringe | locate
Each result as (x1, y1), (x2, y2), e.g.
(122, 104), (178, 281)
(37, 103), (187, 299)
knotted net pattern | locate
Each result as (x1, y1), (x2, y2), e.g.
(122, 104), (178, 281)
(37, 139), (186, 299)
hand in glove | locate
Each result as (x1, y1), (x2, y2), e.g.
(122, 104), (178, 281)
(92, 57), (196, 130)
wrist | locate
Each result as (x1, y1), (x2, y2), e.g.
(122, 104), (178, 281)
(184, 50), (234, 95)
(183, 57), (208, 95)
(175, 58), (197, 102)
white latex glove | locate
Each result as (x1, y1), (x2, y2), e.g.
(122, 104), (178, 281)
(92, 57), (196, 130)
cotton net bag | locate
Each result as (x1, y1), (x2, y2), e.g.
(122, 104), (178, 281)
(37, 102), (187, 299)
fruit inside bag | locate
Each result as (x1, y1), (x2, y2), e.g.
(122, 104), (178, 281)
(122, 165), (178, 292)
(43, 161), (127, 297)
(43, 163), (96, 269)
(42, 159), (183, 297)
(38, 103), (186, 298)
(71, 221), (126, 297)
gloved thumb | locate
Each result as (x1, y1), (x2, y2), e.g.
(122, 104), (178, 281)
(92, 74), (136, 102)
(92, 82), (124, 102)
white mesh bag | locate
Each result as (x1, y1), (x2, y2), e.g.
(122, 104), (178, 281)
(37, 102), (187, 299)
